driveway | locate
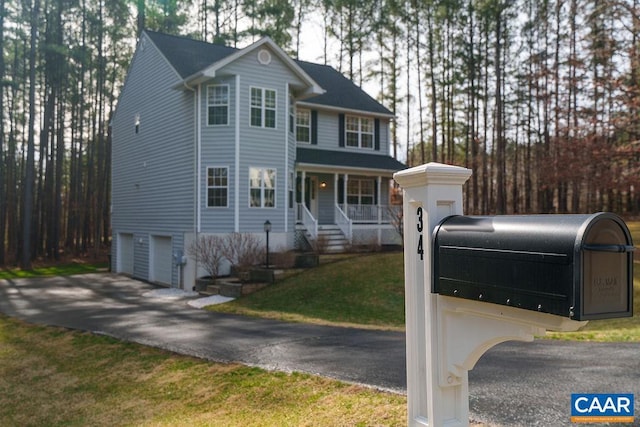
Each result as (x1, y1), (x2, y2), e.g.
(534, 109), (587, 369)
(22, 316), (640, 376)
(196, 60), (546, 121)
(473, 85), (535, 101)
(0, 273), (638, 426)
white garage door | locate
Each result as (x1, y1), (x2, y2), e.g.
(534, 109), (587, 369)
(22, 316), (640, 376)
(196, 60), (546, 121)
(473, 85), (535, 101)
(118, 233), (134, 275)
(151, 235), (173, 286)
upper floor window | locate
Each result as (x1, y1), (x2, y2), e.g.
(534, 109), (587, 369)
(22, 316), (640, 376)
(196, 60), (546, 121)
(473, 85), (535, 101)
(249, 167), (276, 208)
(251, 87), (276, 128)
(296, 109), (311, 143)
(346, 116), (374, 149)
(207, 85), (229, 126)
(207, 167), (228, 207)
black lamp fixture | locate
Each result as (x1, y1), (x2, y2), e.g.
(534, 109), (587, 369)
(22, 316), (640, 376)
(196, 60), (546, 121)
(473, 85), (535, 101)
(263, 220), (271, 268)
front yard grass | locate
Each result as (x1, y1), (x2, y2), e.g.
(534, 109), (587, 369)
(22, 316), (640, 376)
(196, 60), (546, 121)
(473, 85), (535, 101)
(0, 314), (406, 426)
(0, 261), (107, 280)
(208, 252), (406, 330)
(209, 220), (640, 342)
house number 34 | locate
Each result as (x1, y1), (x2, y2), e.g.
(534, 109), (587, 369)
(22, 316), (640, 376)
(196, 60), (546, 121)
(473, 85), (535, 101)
(416, 207), (424, 260)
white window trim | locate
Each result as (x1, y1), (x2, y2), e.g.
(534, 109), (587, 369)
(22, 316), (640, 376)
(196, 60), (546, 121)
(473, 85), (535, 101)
(206, 166), (229, 208)
(250, 87), (277, 129)
(296, 109), (311, 143)
(206, 84), (230, 126)
(345, 115), (374, 149)
(249, 167), (277, 208)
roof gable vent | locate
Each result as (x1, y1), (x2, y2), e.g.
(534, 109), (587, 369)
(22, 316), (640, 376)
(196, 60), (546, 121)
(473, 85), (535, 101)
(257, 49), (272, 65)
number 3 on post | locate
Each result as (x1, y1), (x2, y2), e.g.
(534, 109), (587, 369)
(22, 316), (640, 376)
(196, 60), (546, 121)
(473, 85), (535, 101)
(416, 207), (424, 260)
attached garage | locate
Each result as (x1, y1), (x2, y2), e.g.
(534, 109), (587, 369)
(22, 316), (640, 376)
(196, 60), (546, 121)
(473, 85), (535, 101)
(118, 233), (134, 275)
(150, 235), (173, 286)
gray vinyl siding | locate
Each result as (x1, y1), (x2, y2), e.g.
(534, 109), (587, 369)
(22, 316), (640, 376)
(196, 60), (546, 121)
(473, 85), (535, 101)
(205, 46), (300, 234)
(112, 33), (196, 284)
(314, 110), (339, 149)
(199, 76), (236, 232)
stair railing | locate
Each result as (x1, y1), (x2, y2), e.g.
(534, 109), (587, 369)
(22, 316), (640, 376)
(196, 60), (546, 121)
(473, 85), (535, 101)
(334, 204), (352, 243)
(299, 203), (318, 240)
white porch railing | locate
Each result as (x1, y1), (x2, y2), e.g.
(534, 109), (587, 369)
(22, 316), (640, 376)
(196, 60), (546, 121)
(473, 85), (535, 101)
(335, 204), (353, 242)
(340, 204), (402, 223)
(297, 203), (318, 240)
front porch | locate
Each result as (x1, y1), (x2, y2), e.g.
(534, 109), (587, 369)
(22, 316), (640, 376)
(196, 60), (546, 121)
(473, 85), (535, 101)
(295, 170), (402, 251)
(296, 204), (402, 252)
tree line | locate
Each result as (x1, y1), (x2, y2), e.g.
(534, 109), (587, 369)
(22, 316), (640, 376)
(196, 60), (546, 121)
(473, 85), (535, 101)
(1, 0), (639, 268)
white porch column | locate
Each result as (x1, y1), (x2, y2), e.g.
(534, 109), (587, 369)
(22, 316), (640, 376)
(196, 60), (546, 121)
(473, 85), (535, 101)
(377, 175), (382, 245)
(343, 173), (349, 214)
(301, 170), (306, 209)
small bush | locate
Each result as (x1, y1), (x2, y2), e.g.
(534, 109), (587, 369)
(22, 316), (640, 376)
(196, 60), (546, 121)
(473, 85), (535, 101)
(222, 233), (263, 274)
(188, 235), (226, 283)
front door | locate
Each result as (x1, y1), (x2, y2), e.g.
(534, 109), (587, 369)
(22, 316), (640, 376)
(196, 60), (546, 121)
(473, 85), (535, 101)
(308, 176), (319, 219)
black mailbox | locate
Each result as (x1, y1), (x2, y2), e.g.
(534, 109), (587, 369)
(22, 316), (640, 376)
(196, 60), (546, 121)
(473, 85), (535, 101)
(432, 213), (634, 320)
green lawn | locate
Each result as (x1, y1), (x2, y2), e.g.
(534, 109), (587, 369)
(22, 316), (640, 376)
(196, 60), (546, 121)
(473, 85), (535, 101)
(209, 252), (406, 330)
(0, 262), (107, 280)
(210, 221), (640, 342)
(0, 314), (406, 426)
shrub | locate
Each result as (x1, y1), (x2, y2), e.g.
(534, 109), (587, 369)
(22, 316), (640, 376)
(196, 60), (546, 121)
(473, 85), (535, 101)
(222, 232), (263, 273)
(187, 235), (226, 283)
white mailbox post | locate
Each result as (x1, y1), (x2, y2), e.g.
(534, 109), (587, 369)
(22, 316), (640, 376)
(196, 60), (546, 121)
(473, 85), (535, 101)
(393, 163), (588, 427)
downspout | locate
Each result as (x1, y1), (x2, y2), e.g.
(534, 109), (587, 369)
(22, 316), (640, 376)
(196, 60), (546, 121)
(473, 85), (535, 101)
(183, 80), (197, 290)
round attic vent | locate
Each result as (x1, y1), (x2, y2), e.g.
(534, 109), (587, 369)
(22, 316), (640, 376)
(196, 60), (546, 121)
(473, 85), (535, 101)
(257, 49), (272, 65)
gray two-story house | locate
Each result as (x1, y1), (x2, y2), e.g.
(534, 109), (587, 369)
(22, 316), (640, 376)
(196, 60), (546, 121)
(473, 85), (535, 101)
(111, 31), (405, 289)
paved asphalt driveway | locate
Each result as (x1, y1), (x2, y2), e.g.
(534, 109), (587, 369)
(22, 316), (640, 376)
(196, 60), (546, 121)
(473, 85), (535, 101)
(0, 273), (638, 426)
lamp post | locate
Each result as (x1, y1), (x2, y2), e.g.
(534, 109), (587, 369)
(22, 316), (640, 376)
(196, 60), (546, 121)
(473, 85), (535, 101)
(263, 220), (271, 268)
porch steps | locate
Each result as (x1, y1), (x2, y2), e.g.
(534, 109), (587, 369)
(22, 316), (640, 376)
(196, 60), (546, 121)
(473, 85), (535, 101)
(317, 225), (350, 253)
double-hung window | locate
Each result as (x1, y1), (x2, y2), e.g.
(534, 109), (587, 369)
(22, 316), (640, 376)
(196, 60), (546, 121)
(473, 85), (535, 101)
(296, 109), (311, 143)
(347, 179), (374, 205)
(207, 85), (229, 126)
(249, 167), (276, 208)
(250, 87), (276, 128)
(207, 167), (228, 207)
(346, 116), (374, 149)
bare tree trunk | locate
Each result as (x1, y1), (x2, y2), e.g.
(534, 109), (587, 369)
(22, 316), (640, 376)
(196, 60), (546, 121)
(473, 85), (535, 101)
(495, 8), (506, 214)
(21, 0), (40, 269)
(0, 0), (6, 264)
(427, 6), (438, 162)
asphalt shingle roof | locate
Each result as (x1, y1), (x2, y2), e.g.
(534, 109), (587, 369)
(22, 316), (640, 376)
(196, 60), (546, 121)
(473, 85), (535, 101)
(145, 31), (393, 116)
(297, 147), (406, 172)
(146, 31), (238, 79)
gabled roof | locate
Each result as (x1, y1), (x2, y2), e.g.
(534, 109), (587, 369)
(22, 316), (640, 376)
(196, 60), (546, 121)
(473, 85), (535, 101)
(297, 147), (406, 173)
(144, 31), (392, 116)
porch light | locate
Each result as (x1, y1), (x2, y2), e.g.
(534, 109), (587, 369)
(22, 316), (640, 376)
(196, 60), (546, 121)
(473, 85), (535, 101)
(320, 181), (327, 189)
(264, 220), (271, 268)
